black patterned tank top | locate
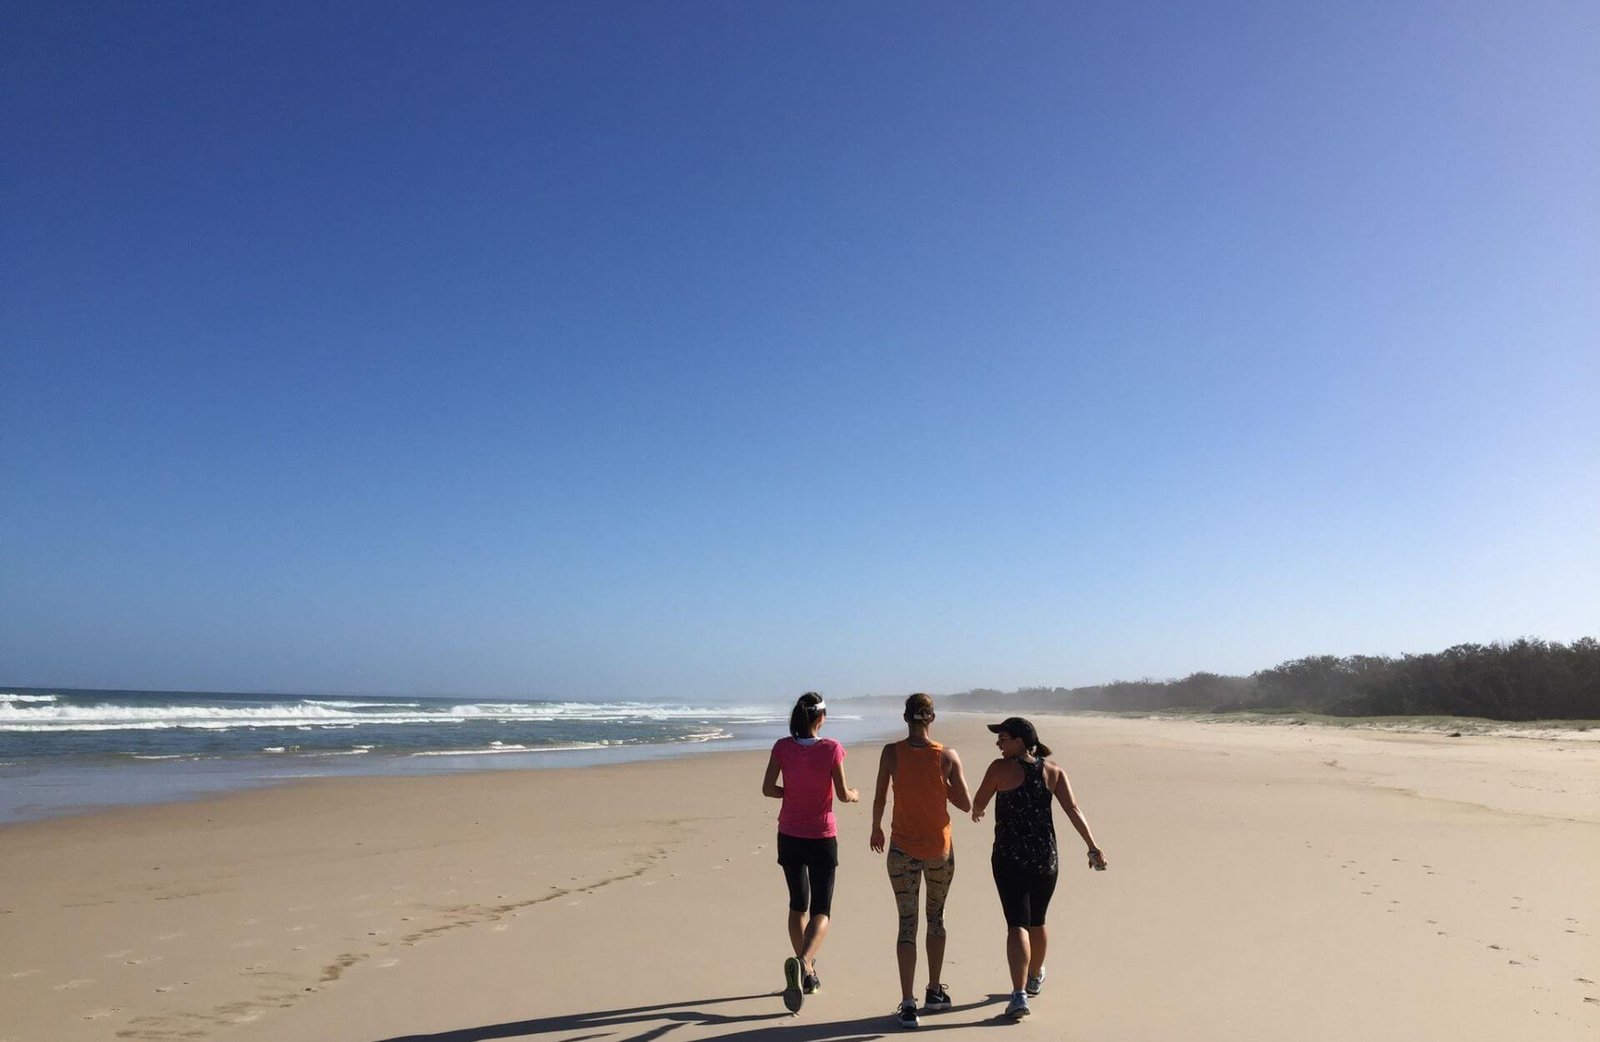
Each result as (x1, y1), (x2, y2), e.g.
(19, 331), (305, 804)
(993, 757), (1057, 874)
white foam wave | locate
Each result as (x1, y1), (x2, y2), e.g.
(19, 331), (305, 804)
(304, 699), (422, 709)
(0, 693), (58, 704)
(0, 699), (780, 733)
(409, 741), (610, 756)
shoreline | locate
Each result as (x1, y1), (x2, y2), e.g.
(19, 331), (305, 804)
(0, 709), (903, 826)
(2, 713), (1595, 1042)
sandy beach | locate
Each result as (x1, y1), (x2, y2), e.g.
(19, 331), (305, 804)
(2, 712), (1596, 1042)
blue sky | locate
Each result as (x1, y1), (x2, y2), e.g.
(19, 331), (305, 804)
(4, 2), (1596, 701)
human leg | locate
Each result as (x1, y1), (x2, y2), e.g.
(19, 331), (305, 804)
(777, 833), (813, 1012)
(1025, 870), (1057, 983)
(887, 848), (923, 1000)
(923, 850), (954, 992)
(991, 856), (1032, 993)
(800, 839), (838, 970)
(780, 857), (811, 957)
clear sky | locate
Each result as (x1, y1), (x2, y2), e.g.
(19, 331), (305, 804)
(4, 2), (1596, 702)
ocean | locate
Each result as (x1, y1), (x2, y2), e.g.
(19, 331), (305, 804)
(0, 687), (890, 824)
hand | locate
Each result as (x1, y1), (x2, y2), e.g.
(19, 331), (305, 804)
(1087, 848), (1107, 871)
(844, 788), (860, 803)
(971, 807), (985, 823)
(870, 826), (885, 853)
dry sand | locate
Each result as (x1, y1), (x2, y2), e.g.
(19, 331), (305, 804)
(2, 713), (1596, 1042)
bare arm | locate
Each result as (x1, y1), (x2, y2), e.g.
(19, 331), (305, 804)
(1050, 761), (1107, 870)
(869, 743), (895, 852)
(970, 759), (1003, 822)
(943, 748), (972, 813)
(761, 753), (783, 799)
(832, 760), (860, 804)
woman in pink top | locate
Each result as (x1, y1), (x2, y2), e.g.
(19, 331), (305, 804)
(761, 691), (860, 1014)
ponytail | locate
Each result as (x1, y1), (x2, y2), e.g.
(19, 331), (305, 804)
(1033, 741), (1053, 758)
(789, 691), (826, 737)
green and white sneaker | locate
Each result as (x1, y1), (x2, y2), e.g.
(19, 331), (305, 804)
(782, 957), (803, 1012)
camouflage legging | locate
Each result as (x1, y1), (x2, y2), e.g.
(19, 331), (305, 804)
(887, 846), (954, 945)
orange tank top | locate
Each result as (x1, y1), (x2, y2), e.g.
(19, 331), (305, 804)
(890, 739), (952, 860)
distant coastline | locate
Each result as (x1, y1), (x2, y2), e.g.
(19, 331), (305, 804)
(847, 635), (1600, 724)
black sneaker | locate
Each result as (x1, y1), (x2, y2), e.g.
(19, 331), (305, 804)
(896, 1000), (920, 1029)
(782, 957), (803, 1013)
(923, 984), (952, 1011)
(803, 959), (821, 994)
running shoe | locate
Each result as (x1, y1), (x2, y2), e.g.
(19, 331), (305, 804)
(896, 999), (920, 1029)
(923, 984), (952, 1011)
(1005, 991), (1031, 1020)
(803, 959), (821, 994)
(782, 957), (803, 1013)
(1025, 966), (1047, 996)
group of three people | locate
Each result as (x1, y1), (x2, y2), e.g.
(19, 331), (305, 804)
(761, 691), (1107, 1026)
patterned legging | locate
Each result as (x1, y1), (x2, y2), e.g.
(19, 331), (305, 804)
(887, 846), (955, 945)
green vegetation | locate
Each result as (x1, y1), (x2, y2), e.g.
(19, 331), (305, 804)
(941, 636), (1600, 722)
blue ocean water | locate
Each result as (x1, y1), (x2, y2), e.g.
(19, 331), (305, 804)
(0, 688), (890, 824)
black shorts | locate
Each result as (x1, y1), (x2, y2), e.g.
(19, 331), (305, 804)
(777, 832), (838, 917)
(991, 854), (1057, 928)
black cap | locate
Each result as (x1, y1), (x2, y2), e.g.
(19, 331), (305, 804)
(987, 716), (1038, 749)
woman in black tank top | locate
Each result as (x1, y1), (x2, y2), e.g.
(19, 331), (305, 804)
(971, 716), (1107, 1020)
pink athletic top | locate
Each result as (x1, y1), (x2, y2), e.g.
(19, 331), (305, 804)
(772, 736), (846, 839)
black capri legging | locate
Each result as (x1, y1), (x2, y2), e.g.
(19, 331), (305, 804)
(777, 832), (838, 917)
(991, 854), (1058, 928)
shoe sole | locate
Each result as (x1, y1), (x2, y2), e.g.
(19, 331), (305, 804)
(924, 1002), (951, 1011)
(1007, 1004), (1031, 1020)
(782, 958), (803, 1013)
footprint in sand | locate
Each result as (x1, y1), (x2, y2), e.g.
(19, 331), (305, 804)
(82, 1007), (119, 1020)
(52, 978), (93, 990)
(157, 932), (185, 941)
(286, 924), (318, 933)
(230, 940), (265, 949)
(10, 969), (41, 979)
(377, 958), (400, 969)
(103, 950), (133, 959)
(125, 956), (163, 966)
(239, 917), (261, 926)
(492, 924), (510, 932)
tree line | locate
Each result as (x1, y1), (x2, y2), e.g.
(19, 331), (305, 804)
(940, 637), (1600, 722)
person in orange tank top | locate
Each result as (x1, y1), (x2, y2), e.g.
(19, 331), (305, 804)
(870, 693), (972, 1029)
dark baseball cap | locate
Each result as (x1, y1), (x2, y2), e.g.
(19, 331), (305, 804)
(986, 716), (1038, 748)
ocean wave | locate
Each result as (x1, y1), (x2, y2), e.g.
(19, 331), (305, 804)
(304, 699), (422, 709)
(0, 693), (59, 704)
(0, 698), (782, 733)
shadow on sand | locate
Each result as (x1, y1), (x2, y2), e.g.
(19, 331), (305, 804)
(367, 991), (1016, 1042)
